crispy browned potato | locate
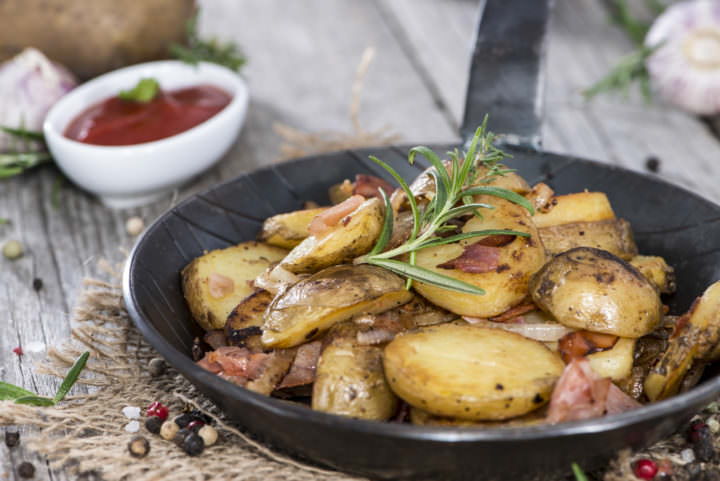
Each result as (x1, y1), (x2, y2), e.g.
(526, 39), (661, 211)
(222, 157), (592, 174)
(262, 264), (413, 348)
(312, 323), (398, 420)
(280, 197), (384, 274)
(539, 219), (638, 260)
(530, 247), (663, 338)
(258, 208), (328, 249)
(645, 281), (720, 401)
(224, 290), (275, 351)
(413, 197), (547, 317)
(181, 242), (288, 331)
(532, 192), (615, 228)
(629, 255), (676, 294)
(383, 324), (564, 421)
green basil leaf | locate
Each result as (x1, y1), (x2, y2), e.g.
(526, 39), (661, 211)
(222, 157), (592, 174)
(54, 351), (90, 403)
(14, 395), (56, 407)
(0, 381), (36, 400)
(368, 258), (485, 295)
(118, 78), (160, 103)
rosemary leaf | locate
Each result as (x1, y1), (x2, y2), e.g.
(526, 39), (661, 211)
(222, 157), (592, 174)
(409, 146), (450, 193)
(14, 395), (56, 407)
(368, 258), (485, 295)
(417, 229), (529, 250)
(571, 463), (590, 481)
(170, 11), (246, 72)
(584, 44), (658, 101)
(0, 381), (36, 401)
(368, 189), (394, 256)
(54, 351), (90, 403)
(436, 203), (495, 226)
(369, 155), (420, 240)
(0, 126), (45, 141)
(460, 186), (535, 215)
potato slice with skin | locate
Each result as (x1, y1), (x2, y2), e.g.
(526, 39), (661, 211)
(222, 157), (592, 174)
(629, 255), (676, 295)
(530, 247), (663, 338)
(312, 323), (398, 420)
(587, 338), (636, 381)
(258, 208), (328, 249)
(645, 281), (720, 401)
(539, 219), (638, 260)
(413, 197), (547, 317)
(181, 242), (288, 331)
(384, 324), (565, 421)
(224, 290), (274, 351)
(280, 197), (383, 274)
(262, 264), (413, 348)
(532, 192), (615, 229)
(409, 406), (546, 427)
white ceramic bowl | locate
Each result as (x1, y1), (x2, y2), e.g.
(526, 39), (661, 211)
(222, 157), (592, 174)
(44, 60), (248, 208)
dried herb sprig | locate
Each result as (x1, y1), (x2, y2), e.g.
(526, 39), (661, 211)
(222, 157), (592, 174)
(0, 126), (52, 179)
(355, 116), (533, 294)
(170, 11), (246, 72)
(583, 44), (658, 101)
(0, 351), (89, 406)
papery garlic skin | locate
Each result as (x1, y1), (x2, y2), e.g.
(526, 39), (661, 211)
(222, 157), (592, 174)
(646, 0), (720, 115)
(0, 48), (77, 151)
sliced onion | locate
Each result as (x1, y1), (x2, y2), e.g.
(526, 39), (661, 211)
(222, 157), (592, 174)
(462, 317), (575, 342)
(356, 329), (396, 346)
(253, 264), (300, 295)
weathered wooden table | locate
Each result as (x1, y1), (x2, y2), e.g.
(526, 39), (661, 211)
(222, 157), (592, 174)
(3, 0), (720, 479)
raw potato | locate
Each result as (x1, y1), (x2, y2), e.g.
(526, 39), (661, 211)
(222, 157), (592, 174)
(629, 255), (676, 294)
(530, 247), (663, 338)
(587, 338), (636, 381)
(280, 197), (384, 274)
(539, 219), (638, 260)
(413, 197), (547, 317)
(645, 281), (720, 401)
(181, 242), (288, 331)
(532, 192), (615, 228)
(312, 323), (398, 420)
(258, 208), (327, 249)
(262, 264), (413, 348)
(383, 324), (565, 421)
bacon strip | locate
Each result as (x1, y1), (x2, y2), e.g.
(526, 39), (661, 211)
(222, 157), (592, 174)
(208, 272), (234, 298)
(437, 242), (501, 273)
(488, 303), (536, 323)
(353, 174), (395, 200)
(558, 330), (619, 363)
(475, 234), (516, 247)
(308, 194), (364, 236)
(277, 341), (322, 389)
(201, 346), (271, 379)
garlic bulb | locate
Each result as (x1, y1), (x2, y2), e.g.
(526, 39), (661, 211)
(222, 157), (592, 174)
(0, 48), (77, 151)
(645, 0), (720, 114)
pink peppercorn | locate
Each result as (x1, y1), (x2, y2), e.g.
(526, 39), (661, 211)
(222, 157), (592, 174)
(146, 402), (169, 421)
(633, 459), (658, 480)
(12, 346), (23, 356)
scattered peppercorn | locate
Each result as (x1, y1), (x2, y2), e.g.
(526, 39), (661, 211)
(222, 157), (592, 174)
(688, 421), (708, 443)
(645, 156), (660, 173)
(4, 431), (20, 448)
(17, 461), (35, 478)
(12, 346), (23, 356)
(183, 432), (204, 456)
(146, 401), (169, 421)
(692, 425), (715, 462)
(633, 458), (658, 479)
(187, 420), (204, 433)
(159, 420), (179, 441)
(2, 240), (23, 260)
(189, 409), (212, 425)
(145, 416), (163, 435)
(128, 436), (150, 458)
(32, 278), (43, 292)
(191, 337), (203, 362)
(173, 428), (190, 447)
(197, 425), (218, 447)
(148, 358), (167, 377)
(174, 413), (192, 429)
(125, 216), (145, 236)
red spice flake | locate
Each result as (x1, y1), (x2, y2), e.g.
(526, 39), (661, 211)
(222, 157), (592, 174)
(12, 346), (23, 356)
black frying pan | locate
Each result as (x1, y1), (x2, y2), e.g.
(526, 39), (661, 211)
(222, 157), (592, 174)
(123, 1), (720, 479)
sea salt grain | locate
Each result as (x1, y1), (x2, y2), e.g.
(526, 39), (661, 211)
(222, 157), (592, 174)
(680, 448), (695, 463)
(122, 406), (141, 419)
(124, 421), (140, 433)
(25, 341), (45, 353)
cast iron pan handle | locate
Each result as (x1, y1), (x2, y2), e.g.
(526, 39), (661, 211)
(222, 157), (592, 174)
(461, 0), (553, 150)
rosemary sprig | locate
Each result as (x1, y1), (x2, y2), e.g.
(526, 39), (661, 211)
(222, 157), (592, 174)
(355, 116), (533, 294)
(583, 44), (657, 101)
(0, 126), (52, 179)
(571, 462), (590, 481)
(170, 11), (246, 72)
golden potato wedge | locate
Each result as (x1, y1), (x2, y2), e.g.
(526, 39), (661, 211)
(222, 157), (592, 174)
(280, 197), (384, 274)
(629, 255), (676, 295)
(530, 247), (663, 338)
(383, 324), (564, 421)
(329, 179), (354, 205)
(224, 290), (274, 351)
(587, 338), (636, 381)
(645, 281), (720, 401)
(409, 406), (546, 427)
(532, 192), (615, 228)
(181, 242), (288, 331)
(413, 198), (547, 317)
(258, 208), (328, 249)
(539, 219), (638, 260)
(262, 264), (413, 348)
(312, 323), (398, 420)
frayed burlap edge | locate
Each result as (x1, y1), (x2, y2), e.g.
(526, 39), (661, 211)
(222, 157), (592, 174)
(0, 275), (364, 481)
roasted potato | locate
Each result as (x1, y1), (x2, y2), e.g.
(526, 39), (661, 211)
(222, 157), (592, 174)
(629, 255), (676, 295)
(312, 323), (398, 420)
(262, 264), (413, 348)
(280, 197), (384, 274)
(383, 324), (564, 421)
(258, 208), (328, 249)
(224, 290), (274, 351)
(181, 242), (288, 331)
(413, 197), (547, 317)
(409, 406), (546, 427)
(645, 281), (720, 401)
(587, 338), (636, 381)
(530, 247), (663, 338)
(539, 219), (638, 260)
(532, 192), (615, 229)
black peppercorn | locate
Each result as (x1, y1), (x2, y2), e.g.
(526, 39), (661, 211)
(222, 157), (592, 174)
(32, 278), (43, 292)
(18, 461), (35, 478)
(191, 337), (203, 362)
(148, 358), (167, 377)
(4, 431), (20, 448)
(173, 428), (190, 447)
(128, 436), (150, 458)
(174, 413), (192, 429)
(183, 432), (204, 456)
(189, 409), (212, 425)
(645, 156), (660, 173)
(145, 415), (163, 435)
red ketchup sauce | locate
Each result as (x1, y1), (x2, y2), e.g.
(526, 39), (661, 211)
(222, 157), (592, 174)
(64, 85), (232, 146)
